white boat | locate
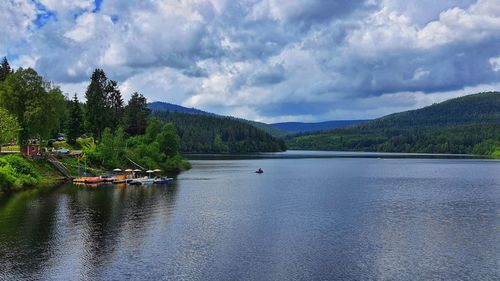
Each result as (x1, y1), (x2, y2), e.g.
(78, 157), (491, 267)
(128, 177), (154, 185)
(154, 177), (174, 184)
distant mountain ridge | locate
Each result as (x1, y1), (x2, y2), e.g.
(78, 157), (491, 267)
(148, 102), (212, 115)
(271, 120), (369, 134)
(148, 101), (368, 137)
(287, 91), (500, 155)
(148, 101), (290, 137)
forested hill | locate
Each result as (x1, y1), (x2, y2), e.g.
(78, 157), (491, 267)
(363, 91), (500, 128)
(148, 101), (290, 137)
(153, 111), (287, 153)
(148, 102), (212, 115)
(287, 92), (500, 155)
(271, 120), (369, 134)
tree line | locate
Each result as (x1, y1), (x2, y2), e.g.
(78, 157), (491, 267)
(0, 57), (189, 171)
(286, 92), (500, 156)
(153, 111), (287, 153)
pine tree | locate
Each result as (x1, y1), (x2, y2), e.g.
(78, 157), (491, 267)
(123, 92), (150, 136)
(0, 57), (12, 82)
(84, 69), (108, 138)
(66, 94), (83, 144)
(106, 80), (124, 129)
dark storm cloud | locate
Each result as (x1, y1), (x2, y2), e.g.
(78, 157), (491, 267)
(335, 38), (500, 96)
(2, 0), (499, 121)
(256, 101), (332, 117)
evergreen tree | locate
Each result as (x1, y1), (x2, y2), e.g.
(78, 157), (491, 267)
(106, 80), (124, 129)
(123, 92), (150, 136)
(84, 69), (108, 138)
(66, 94), (83, 144)
(0, 57), (12, 82)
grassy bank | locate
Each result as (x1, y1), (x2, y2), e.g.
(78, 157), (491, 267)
(0, 154), (65, 194)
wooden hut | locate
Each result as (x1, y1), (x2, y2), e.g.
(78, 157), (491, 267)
(21, 140), (40, 158)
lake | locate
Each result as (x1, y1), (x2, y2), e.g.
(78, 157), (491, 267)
(0, 151), (499, 280)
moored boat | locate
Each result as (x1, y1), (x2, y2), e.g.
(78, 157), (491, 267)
(112, 174), (127, 184)
(73, 177), (86, 184)
(154, 177), (173, 184)
(85, 177), (104, 184)
(129, 177), (154, 185)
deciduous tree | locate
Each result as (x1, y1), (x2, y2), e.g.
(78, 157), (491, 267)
(0, 108), (20, 151)
(0, 68), (65, 146)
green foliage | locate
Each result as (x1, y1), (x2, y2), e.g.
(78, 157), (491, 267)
(0, 107), (19, 147)
(0, 155), (41, 192)
(287, 92), (500, 155)
(84, 120), (190, 172)
(0, 68), (65, 146)
(84, 69), (109, 138)
(51, 141), (72, 149)
(241, 119), (290, 138)
(66, 94), (83, 144)
(89, 127), (126, 168)
(76, 137), (95, 150)
(83, 69), (125, 139)
(153, 111), (286, 153)
(156, 123), (180, 157)
(125, 120), (190, 171)
(0, 57), (12, 82)
(123, 92), (150, 136)
(106, 80), (124, 129)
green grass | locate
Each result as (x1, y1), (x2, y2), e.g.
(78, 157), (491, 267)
(0, 155), (65, 194)
(1, 145), (20, 152)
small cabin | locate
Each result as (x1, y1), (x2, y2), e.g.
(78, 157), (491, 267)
(21, 140), (41, 158)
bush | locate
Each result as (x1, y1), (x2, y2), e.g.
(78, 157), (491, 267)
(0, 165), (17, 191)
(0, 155), (42, 192)
(77, 137), (95, 150)
(0, 154), (38, 177)
(52, 141), (72, 150)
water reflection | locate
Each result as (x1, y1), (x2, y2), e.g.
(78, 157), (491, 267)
(0, 155), (499, 280)
(0, 183), (179, 280)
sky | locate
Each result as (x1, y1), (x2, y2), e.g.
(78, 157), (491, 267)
(1, 0), (499, 123)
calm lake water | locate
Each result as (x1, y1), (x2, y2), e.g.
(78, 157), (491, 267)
(0, 151), (499, 280)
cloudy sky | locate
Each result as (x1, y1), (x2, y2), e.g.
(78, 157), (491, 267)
(1, 0), (499, 122)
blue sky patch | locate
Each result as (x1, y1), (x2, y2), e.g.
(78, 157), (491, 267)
(93, 0), (104, 13)
(32, 0), (57, 28)
(111, 14), (119, 23)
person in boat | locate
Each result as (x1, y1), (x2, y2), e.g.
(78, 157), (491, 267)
(256, 168), (263, 173)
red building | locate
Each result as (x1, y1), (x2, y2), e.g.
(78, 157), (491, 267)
(21, 140), (41, 158)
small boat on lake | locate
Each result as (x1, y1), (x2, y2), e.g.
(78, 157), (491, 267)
(85, 177), (104, 184)
(154, 177), (173, 184)
(129, 177), (154, 186)
(100, 175), (115, 183)
(73, 177), (86, 184)
(112, 174), (127, 184)
(255, 168), (264, 174)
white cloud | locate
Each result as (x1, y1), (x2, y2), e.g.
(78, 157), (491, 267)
(3, 0), (499, 122)
(490, 56), (500, 72)
(0, 0), (37, 53)
(39, 0), (93, 16)
(64, 13), (112, 42)
(346, 7), (417, 56)
(347, 0), (500, 53)
(412, 68), (430, 81)
(418, 0), (500, 48)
